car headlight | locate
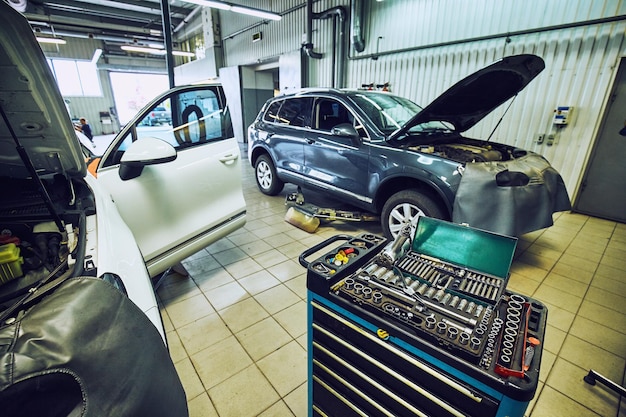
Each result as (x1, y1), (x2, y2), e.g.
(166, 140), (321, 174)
(100, 273), (128, 295)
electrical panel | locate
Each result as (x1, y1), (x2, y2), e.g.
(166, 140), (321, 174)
(553, 106), (572, 125)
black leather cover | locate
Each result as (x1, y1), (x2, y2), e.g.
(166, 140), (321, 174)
(0, 277), (188, 417)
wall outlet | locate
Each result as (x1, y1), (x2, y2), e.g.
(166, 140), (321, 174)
(535, 133), (545, 144)
(546, 134), (555, 146)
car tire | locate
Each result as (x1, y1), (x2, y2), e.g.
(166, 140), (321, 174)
(255, 154), (284, 196)
(381, 189), (445, 240)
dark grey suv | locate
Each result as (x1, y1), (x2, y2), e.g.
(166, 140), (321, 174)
(248, 54), (571, 239)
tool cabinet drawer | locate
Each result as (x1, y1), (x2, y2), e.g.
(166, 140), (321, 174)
(311, 300), (500, 417)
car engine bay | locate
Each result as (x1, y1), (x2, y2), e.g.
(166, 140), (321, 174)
(408, 140), (528, 163)
(0, 176), (91, 309)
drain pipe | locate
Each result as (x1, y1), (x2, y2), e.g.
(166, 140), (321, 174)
(303, 0), (322, 59)
(314, 6), (346, 88)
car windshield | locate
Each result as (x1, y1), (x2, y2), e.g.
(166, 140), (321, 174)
(349, 92), (453, 136)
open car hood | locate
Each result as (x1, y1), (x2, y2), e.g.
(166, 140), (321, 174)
(0, 3), (86, 179)
(388, 54), (545, 141)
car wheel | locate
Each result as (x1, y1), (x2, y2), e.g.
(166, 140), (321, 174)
(255, 154), (284, 196)
(381, 189), (445, 240)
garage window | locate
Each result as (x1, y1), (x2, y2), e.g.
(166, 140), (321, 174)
(47, 58), (102, 97)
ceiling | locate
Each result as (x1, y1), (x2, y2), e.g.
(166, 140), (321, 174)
(14, 0), (201, 47)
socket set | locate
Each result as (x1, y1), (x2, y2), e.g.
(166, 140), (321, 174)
(333, 262), (494, 363)
(396, 250), (504, 303)
(305, 217), (548, 417)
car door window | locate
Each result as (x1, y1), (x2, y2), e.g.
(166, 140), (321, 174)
(314, 99), (367, 139)
(102, 87), (232, 167)
(277, 98), (313, 127)
(263, 101), (283, 123)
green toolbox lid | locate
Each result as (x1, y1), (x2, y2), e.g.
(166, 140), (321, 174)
(411, 217), (517, 278)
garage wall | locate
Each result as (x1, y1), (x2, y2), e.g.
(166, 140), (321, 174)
(218, 0), (626, 200)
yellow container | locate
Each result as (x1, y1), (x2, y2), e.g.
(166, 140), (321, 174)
(0, 243), (24, 284)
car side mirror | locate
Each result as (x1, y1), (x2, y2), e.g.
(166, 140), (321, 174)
(331, 123), (358, 138)
(119, 137), (177, 181)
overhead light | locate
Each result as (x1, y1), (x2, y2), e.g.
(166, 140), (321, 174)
(180, 0), (281, 21)
(173, 51), (195, 57)
(91, 48), (103, 64)
(182, 0), (230, 11)
(121, 45), (166, 55)
(230, 5), (281, 20)
(121, 45), (195, 58)
(36, 36), (67, 45)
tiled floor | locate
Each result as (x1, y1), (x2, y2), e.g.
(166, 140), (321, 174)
(157, 149), (626, 417)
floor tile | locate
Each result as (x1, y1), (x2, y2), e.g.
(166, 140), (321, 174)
(253, 248), (290, 268)
(546, 358), (620, 417)
(235, 316), (293, 361)
(193, 267), (236, 292)
(225, 257), (265, 279)
(208, 365), (280, 417)
(569, 316), (626, 358)
(219, 297), (270, 333)
(258, 401), (295, 417)
(577, 299), (626, 334)
(191, 335), (253, 390)
(187, 392), (219, 417)
(273, 301), (307, 339)
(177, 312), (231, 355)
(267, 259), (306, 282)
(254, 284), (301, 315)
(256, 340), (307, 397)
(559, 335), (625, 381)
(283, 382), (308, 417)
(175, 356), (206, 400)
(534, 284), (583, 313)
(540, 302), (575, 332)
(584, 286), (626, 315)
(204, 280), (250, 311)
(542, 271), (590, 298)
(238, 269), (281, 295)
(531, 385), (604, 417)
(213, 247), (249, 266)
(165, 293), (215, 328)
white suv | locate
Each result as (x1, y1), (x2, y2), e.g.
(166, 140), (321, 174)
(0, 4), (246, 341)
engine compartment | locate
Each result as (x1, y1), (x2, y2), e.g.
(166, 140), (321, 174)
(408, 139), (528, 163)
(0, 175), (91, 309)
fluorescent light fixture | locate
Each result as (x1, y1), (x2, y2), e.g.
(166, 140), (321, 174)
(36, 36), (67, 45)
(172, 51), (195, 57)
(182, 0), (230, 10)
(121, 45), (166, 55)
(121, 45), (195, 58)
(91, 48), (103, 64)
(180, 0), (281, 20)
(231, 5), (281, 20)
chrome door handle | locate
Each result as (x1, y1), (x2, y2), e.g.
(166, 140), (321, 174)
(219, 153), (239, 163)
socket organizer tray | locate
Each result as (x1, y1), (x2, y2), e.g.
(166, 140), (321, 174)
(304, 217), (548, 417)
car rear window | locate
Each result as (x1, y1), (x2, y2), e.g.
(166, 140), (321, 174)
(263, 101), (282, 123)
(263, 98), (312, 127)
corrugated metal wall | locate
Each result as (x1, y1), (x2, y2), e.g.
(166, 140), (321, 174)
(219, 0), (626, 199)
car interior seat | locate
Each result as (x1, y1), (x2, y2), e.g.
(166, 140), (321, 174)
(318, 101), (338, 131)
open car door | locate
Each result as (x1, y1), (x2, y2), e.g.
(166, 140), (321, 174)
(96, 85), (246, 276)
